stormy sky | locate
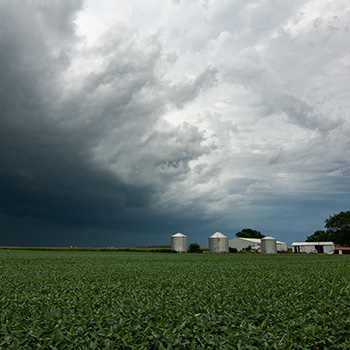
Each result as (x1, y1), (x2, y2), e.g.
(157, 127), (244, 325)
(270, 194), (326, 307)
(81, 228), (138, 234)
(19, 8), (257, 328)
(0, 0), (349, 248)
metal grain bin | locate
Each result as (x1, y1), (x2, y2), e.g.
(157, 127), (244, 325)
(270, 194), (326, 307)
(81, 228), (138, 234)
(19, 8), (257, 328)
(209, 232), (229, 253)
(261, 236), (277, 254)
(171, 232), (187, 253)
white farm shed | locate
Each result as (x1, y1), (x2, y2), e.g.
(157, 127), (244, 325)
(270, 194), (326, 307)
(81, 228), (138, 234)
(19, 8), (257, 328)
(229, 237), (288, 252)
(291, 242), (334, 254)
(229, 237), (260, 251)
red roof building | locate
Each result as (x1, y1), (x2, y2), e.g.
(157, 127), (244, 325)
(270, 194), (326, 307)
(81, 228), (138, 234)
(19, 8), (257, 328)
(334, 246), (350, 255)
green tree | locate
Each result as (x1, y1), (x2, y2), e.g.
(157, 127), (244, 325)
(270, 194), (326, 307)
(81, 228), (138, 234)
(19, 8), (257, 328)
(188, 243), (201, 253)
(325, 211), (350, 246)
(236, 228), (265, 239)
(306, 230), (331, 242)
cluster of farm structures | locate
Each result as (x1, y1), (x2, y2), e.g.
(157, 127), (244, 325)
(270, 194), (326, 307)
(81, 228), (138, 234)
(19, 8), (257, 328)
(171, 232), (287, 254)
(172, 232), (347, 255)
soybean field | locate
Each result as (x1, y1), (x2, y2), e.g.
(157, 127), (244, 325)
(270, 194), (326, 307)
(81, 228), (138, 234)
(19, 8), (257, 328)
(1, 250), (350, 349)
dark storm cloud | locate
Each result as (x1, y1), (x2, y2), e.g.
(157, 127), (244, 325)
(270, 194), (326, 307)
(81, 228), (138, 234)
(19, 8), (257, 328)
(0, 0), (151, 226)
(0, 0), (216, 243)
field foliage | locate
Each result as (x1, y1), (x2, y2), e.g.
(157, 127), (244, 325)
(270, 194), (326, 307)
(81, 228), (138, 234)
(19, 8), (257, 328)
(1, 250), (350, 349)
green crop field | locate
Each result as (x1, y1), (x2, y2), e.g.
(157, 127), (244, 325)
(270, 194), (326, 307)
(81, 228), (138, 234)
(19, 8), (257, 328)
(1, 250), (350, 349)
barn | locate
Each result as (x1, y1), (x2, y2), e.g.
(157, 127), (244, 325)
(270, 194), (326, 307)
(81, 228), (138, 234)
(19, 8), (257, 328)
(291, 242), (334, 254)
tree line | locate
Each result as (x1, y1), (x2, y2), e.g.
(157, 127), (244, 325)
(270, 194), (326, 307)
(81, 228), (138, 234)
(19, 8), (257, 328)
(187, 210), (350, 252)
(235, 211), (350, 246)
(307, 211), (350, 246)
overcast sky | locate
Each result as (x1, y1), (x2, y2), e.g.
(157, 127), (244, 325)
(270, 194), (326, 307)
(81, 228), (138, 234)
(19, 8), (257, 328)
(0, 0), (349, 248)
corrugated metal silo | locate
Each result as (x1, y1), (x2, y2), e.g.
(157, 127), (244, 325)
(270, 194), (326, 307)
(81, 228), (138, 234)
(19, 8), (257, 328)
(209, 232), (229, 253)
(261, 236), (277, 254)
(171, 232), (187, 253)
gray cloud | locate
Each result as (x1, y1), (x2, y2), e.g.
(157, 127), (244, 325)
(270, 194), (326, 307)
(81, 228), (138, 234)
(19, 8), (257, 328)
(167, 66), (218, 109)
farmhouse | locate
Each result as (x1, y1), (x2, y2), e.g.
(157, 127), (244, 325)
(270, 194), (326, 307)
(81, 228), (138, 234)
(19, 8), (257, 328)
(291, 242), (334, 254)
(229, 237), (288, 252)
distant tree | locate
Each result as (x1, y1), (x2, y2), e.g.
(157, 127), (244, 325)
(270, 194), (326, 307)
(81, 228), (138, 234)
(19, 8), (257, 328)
(325, 211), (350, 246)
(236, 228), (265, 239)
(188, 243), (201, 253)
(306, 230), (330, 242)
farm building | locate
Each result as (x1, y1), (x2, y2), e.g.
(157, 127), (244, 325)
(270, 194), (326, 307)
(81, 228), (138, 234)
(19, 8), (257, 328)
(209, 232), (229, 253)
(229, 237), (288, 252)
(171, 232), (187, 253)
(334, 246), (350, 255)
(291, 242), (334, 254)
